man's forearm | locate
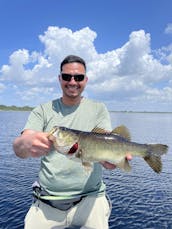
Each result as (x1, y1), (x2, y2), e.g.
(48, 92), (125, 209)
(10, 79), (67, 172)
(13, 137), (30, 159)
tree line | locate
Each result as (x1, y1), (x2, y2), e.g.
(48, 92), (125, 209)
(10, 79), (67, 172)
(0, 105), (33, 111)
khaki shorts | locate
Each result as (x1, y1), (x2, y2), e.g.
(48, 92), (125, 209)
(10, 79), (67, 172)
(24, 195), (112, 229)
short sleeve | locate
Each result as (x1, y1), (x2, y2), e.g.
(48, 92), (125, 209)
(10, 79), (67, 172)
(96, 103), (112, 131)
(23, 105), (45, 131)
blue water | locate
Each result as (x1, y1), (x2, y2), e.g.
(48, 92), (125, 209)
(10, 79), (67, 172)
(0, 111), (172, 229)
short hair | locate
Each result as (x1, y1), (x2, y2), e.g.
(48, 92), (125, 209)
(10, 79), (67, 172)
(60, 55), (86, 72)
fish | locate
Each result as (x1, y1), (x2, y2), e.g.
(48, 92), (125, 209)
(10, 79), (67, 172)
(48, 125), (168, 173)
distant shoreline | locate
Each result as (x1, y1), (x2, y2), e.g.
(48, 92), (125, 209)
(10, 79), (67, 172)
(0, 105), (171, 113)
(109, 110), (172, 114)
(0, 105), (34, 111)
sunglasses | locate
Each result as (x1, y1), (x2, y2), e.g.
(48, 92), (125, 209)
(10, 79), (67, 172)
(61, 73), (85, 82)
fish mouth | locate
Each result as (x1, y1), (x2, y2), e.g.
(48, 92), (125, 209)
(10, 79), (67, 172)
(56, 146), (72, 154)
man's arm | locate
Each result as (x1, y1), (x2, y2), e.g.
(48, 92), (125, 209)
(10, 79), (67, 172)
(13, 130), (52, 159)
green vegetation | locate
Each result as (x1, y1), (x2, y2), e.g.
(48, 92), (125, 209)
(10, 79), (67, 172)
(0, 105), (34, 111)
(0, 105), (171, 113)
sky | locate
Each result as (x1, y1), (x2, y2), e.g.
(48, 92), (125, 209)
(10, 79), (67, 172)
(0, 0), (172, 112)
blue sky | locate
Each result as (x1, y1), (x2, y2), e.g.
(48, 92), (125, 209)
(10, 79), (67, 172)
(0, 0), (172, 111)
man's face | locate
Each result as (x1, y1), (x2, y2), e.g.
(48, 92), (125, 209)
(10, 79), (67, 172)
(59, 62), (88, 99)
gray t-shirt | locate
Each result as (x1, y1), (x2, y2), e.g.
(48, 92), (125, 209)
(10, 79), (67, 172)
(24, 98), (112, 198)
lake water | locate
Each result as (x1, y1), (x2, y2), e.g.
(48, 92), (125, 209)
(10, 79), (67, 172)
(0, 111), (172, 229)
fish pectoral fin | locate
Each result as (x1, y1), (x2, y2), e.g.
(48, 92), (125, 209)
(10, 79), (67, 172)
(144, 155), (162, 173)
(82, 161), (93, 173)
(75, 150), (82, 159)
(117, 158), (131, 172)
(82, 161), (92, 167)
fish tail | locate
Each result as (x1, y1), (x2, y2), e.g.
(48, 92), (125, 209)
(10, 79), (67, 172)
(144, 144), (168, 173)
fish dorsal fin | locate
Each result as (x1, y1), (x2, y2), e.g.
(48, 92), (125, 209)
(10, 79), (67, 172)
(91, 127), (108, 134)
(112, 125), (131, 141)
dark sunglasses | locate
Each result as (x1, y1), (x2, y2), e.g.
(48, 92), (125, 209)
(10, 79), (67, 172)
(61, 73), (85, 82)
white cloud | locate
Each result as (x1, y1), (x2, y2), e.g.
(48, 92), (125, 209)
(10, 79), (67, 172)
(39, 26), (98, 62)
(0, 26), (172, 111)
(165, 23), (172, 34)
(153, 44), (172, 65)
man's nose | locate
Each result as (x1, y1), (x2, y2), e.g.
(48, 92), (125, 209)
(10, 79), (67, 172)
(69, 76), (77, 83)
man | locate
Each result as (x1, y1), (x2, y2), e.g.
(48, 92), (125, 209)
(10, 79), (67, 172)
(13, 55), (131, 229)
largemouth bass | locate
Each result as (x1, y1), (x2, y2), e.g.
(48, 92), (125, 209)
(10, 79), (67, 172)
(48, 125), (168, 173)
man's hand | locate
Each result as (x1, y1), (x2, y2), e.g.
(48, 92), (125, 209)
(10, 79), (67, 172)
(100, 154), (132, 170)
(13, 130), (52, 158)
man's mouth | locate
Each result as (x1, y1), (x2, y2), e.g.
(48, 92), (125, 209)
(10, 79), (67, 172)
(66, 85), (79, 91)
